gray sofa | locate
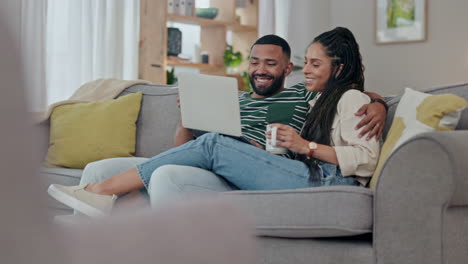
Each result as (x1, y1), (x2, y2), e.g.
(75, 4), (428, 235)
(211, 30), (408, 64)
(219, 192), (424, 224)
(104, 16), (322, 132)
(39, 83), (468, 264)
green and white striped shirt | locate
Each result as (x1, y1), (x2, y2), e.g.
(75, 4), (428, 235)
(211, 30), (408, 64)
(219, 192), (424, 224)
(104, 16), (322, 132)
(239, 83), (317, 148)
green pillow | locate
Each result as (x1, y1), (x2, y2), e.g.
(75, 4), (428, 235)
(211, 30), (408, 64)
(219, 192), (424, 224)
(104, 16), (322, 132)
(45, 92), (142, 168)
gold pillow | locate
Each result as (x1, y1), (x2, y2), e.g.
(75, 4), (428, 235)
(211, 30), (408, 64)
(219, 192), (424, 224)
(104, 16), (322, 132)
(45, 92), (142, 168)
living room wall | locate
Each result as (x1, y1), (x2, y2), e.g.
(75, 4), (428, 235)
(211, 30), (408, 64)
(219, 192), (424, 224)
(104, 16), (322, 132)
(330, 0), (468, 96)
(287, 0), (468, 96)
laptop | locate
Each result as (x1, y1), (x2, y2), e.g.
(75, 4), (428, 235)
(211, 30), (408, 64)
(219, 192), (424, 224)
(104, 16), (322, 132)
(177, 72), (244, 138)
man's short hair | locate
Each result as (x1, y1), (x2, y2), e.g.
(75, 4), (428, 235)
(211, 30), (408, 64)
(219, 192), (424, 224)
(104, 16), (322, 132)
(251, 35), (291, 60)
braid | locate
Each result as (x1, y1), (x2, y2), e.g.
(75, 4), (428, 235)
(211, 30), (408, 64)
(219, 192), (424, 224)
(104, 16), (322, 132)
(297, 27), (365, 172)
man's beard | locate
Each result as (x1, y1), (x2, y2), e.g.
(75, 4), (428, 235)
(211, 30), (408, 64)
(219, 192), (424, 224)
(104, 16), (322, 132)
(249, 72), (285, 97)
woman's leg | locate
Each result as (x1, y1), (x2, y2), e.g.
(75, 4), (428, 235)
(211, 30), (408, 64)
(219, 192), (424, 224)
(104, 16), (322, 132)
(81, 157), (148, 186)
(82, 157), (148, 196)
(83, 132), (311, 196)
(83, 133), (358, 196)
(137, 133), (314, 191)
(85, 168), (144, 196)
(48, 133), (359, 216)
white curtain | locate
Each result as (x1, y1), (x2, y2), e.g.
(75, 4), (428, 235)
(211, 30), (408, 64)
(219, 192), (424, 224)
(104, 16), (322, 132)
(21, 0), (47, 111)
(258, 0), (275, 37)
(258, 0), (290, 39)
(46, 0), (140, 105)
(258, 0), (302, 87)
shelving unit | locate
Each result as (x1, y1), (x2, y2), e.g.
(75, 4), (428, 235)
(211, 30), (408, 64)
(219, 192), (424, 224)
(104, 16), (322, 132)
(139, 0), (258, 84)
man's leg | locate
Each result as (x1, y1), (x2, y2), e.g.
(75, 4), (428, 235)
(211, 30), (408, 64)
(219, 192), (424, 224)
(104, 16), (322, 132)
(147, 165), (236, 206)
(80, 157), (149, 211)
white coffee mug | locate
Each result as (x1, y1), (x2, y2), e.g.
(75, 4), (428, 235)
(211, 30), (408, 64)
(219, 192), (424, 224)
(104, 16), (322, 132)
(265, 125), (288, 155)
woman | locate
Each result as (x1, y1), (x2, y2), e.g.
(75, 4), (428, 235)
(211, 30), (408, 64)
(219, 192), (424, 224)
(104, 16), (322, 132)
(49, 27), (380, 217)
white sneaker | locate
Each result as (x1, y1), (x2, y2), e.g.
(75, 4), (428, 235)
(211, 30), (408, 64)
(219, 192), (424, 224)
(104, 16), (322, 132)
(48, 184), (117, 217)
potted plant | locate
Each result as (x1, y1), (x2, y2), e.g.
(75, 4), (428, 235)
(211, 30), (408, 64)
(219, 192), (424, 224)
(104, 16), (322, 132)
(223, 44), (243, 74)
(166, 67), (177, 85)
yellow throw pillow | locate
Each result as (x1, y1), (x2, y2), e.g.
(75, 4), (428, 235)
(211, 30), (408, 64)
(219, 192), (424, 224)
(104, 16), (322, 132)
(45, 92), (143, 169)
(369, 88), (468, 189)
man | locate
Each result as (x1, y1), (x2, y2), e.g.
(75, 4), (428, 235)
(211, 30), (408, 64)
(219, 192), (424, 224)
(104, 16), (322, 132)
(69, 35), (388, 212)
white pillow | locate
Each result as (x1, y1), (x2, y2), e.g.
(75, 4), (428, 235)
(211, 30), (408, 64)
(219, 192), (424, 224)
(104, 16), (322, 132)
(369, 88), (468, 189)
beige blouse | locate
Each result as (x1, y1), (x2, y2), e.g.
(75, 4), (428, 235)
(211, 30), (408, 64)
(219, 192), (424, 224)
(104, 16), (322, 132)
(308, 90), (381, 186)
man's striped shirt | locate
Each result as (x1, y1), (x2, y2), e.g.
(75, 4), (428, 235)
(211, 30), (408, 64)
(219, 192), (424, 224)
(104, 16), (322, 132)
(239, 83), (317, 148)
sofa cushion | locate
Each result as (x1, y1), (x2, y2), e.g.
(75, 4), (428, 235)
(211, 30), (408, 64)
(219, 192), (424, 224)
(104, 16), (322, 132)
(371, 88), (467, 189)
(225, 186), (373, 238)
(45, 92), (143, 168)
(118, 84), (181, 158)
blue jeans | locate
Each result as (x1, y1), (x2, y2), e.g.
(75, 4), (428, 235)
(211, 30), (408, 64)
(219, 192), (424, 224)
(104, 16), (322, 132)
(148, 165), (237, 206)
(137, 133), (359, 191)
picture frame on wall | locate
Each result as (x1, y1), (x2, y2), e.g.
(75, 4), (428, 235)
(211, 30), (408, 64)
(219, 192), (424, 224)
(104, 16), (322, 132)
(375, 0), (427, 44)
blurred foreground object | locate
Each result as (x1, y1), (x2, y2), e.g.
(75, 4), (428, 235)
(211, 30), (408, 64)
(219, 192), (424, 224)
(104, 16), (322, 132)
(0, 9), (255, 264)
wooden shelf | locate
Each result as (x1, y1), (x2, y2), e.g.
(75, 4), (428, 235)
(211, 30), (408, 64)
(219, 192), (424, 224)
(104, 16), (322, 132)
(167, 14), (256, 32)
(167, 59), (224, 70)
(139, 0), (258, 84)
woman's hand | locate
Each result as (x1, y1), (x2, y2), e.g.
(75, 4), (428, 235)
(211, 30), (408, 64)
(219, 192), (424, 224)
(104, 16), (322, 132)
(266, 123), (309, 154)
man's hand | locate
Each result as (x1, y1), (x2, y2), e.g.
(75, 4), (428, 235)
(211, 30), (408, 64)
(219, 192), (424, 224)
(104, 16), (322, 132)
(355, 102), (386, 140)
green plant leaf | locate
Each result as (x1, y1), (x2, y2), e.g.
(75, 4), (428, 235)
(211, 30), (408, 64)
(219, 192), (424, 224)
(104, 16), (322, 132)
(224, 44), (243, 67)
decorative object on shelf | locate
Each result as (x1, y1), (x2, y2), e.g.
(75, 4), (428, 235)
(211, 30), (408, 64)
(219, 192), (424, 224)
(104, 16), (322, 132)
(376, 0), (427, 44)
(236, 0), (247, 8)
(167, 27), (182, 56)
(224, 44), (243, 74)
(166, 68), (177, 85)
(178, 0), (194, 16)
(185, 0), (194, 16)
(167, 0), (174, 14)
(195, 8), (219, 19)
(167, 0), (180, 14)
(201, 51), (209, 64)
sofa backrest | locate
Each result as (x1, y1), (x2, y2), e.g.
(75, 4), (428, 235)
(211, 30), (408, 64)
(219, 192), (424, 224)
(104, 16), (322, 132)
(118, 84), (180, 158)
(383, 83), (468, 139)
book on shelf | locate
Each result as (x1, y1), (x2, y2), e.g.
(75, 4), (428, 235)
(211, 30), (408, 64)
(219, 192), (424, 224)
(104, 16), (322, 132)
(185, 0), (194, 16)
(168, 0), (180, 14)
(178, 0), (194, 16)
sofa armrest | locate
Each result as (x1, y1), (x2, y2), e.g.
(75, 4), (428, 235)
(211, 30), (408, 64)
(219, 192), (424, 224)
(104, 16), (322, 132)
(374, 130), (468, 264)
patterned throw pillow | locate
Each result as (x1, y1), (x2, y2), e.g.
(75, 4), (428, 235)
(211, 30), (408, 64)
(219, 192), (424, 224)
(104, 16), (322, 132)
(369, 88), (468, 189)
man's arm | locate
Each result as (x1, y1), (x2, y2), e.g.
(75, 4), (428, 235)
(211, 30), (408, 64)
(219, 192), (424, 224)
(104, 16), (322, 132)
(355, 91), (388, 140)
(173, 120), (194, 147)
(365, 91), (384, 101)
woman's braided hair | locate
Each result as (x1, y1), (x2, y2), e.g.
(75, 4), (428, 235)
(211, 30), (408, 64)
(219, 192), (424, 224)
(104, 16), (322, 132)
(297, 27), (365, 172)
